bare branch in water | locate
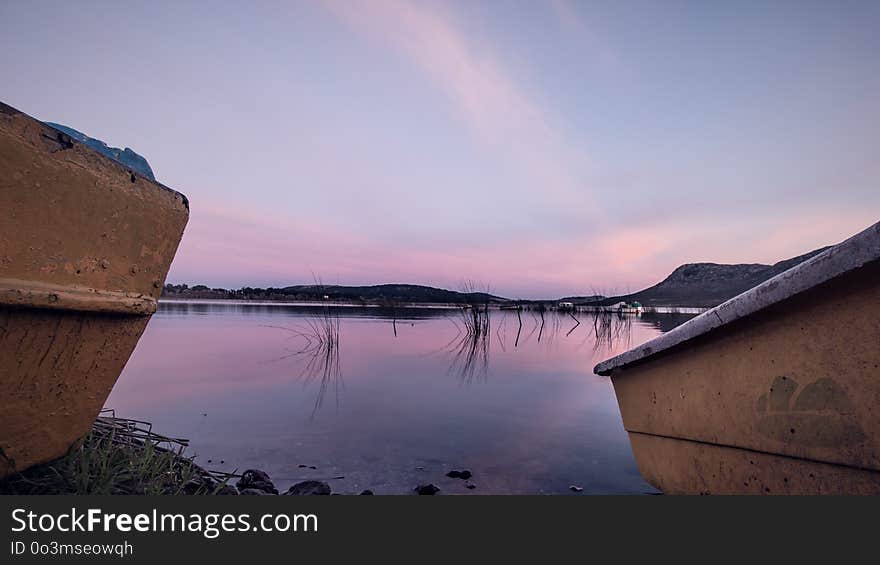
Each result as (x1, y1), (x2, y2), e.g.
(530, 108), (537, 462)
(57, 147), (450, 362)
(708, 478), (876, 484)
(379, 298), (401, 337)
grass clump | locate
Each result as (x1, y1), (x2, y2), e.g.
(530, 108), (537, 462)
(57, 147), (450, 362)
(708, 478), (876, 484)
(0, 411), (233, 495)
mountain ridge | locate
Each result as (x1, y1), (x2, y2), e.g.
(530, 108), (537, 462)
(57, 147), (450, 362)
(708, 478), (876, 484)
(589, 247), (831, 308)
(162, 247), (832, 307)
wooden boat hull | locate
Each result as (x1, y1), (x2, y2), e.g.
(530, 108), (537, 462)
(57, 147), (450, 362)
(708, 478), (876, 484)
(606, 259), (880, 494)
(0, 102), (188, 477)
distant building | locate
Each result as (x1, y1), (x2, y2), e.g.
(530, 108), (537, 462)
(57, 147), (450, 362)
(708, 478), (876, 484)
(558, 301), (574, 309)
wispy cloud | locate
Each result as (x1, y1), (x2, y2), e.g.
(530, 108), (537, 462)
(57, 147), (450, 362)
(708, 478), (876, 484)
(549, 0), (622, 72)
(321, 0), (597, 216)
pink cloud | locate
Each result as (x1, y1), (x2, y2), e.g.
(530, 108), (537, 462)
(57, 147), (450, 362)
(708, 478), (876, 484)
(170, 200), (659, 297)
(168, 195), (876, 299)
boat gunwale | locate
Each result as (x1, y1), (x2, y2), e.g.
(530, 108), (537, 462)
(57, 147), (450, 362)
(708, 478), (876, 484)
(0, 277), (157, 316)
(594, 220), (880, 376)
(0, 100), (189, 211)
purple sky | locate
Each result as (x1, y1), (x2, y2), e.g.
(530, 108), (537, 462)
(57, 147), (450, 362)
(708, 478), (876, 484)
(2, 1), (878, 298)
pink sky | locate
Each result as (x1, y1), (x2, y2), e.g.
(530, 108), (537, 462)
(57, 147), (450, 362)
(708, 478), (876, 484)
(3, 1), (878, 298)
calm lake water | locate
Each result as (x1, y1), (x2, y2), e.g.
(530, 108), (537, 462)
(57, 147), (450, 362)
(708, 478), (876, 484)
(106, 301), (694, 494)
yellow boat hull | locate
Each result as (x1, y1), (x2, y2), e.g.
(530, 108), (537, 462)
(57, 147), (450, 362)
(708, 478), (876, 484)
(609, 260), (880, 494)
(0, 102), (188, 477)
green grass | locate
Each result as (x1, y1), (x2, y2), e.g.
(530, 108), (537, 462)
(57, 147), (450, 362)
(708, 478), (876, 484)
(0, 414), (233, 495)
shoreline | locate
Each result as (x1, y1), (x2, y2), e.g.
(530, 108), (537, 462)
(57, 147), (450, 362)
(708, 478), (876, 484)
(158, 297), (709, 315)
(0, 413), (571, 496)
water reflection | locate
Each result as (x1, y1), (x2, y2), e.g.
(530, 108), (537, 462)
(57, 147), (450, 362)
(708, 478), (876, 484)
(441, 306), (492, 383)
(435, 308), (639, 385)
(591, 311), (634, 353)
(108, 301), (696, 494)
(159, 300), (450, 321)
(255, 304), (653, 406)
(638, 312), (698, 333)
(264, 305), (343, 416)
(162, 301), (675, 409)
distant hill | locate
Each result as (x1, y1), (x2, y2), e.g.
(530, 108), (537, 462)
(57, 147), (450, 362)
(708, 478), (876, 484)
(45, 122), (156, 181)
(162, 283), (507, 304)
(280, 284), (506, 304)
(592, 247), (830, 308)
(163, 248), (833, 308)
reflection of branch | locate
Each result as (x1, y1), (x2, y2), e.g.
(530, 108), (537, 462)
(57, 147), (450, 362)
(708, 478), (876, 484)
(495, 310), (508, 352)
(525, 312), (540, 343)
(443, 323), (489, 383)
(588, 311), (633, 353)
(262, 304), (343, 417)
(514, 307), (522, 348)
(537, 307), (545, 343)
(565, 311), (580, 337)
(440, 295), (492, 382)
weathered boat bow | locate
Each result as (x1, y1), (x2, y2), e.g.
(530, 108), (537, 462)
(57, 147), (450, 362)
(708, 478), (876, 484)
(0, 101), (188, 477)
(596, 221), (880, 494)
